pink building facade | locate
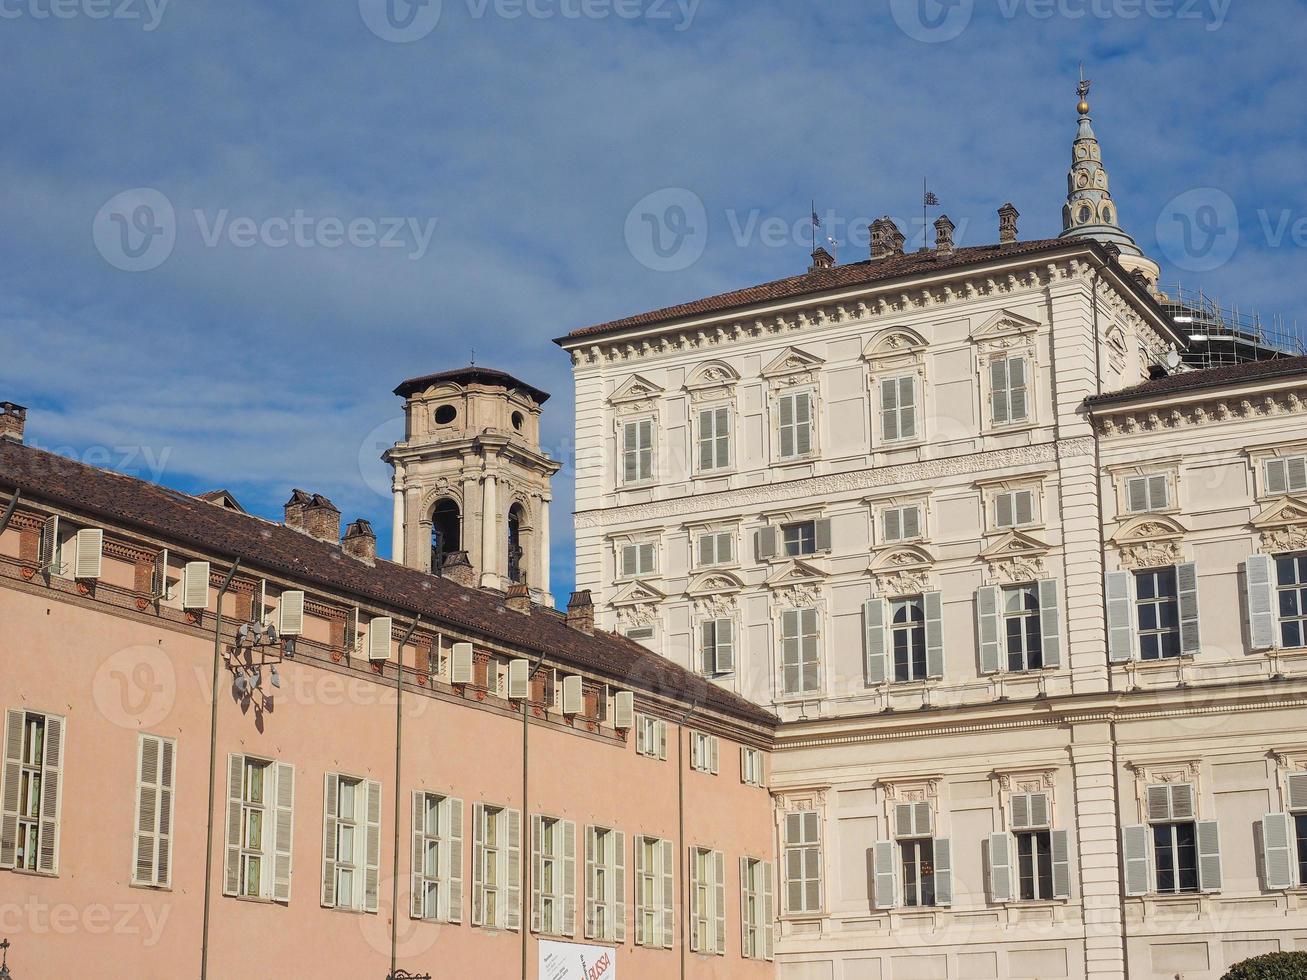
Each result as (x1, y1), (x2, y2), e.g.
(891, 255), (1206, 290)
(0, 406), (778, 979)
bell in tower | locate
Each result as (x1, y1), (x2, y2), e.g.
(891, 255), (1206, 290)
(385, 366), (561, 602)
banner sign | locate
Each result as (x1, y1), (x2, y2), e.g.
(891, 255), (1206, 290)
(539, 939), (617, 980)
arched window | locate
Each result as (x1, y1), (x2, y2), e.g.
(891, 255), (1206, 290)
(508, 503), (526, 584)
(431, 498), (461, 574)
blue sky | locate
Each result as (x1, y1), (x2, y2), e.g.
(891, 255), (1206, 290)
(1, 0), (1304, 605)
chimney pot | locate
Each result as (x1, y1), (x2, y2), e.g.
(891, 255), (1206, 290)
(998, 203), (1020, 245)
(0, 402), (28, 443)
(808, 246), (835, 272)
(566, 590), (595, 634)
(342, 519), (377, 565)
(933, 214), (956, 257)
(441, 550), (476, 588)
(301, 494), (341, 544)
(869, 217), (905, 261)
(283, 489), (312, 530)
(505, 581), (532, 615)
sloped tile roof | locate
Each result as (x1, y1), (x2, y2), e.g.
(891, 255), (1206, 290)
(1085, 354), (1307, 408)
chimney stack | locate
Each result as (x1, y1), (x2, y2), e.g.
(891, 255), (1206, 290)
(441, 551), (476, 588)
(342, 519), (377, 565)
(998, 203), (1020, 245)
(933, 214), (956, 257)
(302, 494), (341, 544)
(566, 590), (595, 634)
(505, 581), (532, 615)
(808, 246), (835, 272)
(283, 489), (312, 530)
(887, 221), (906, 257)
(869, 218), (906, 261)
(0, 402), (27, 443)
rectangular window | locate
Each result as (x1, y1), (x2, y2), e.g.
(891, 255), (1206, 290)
(784, 810), (821, 914)
(780, 608), (820, 695)
(698, 406), (731, 472)
(335, 777), (362, 910)
(777, 391), (814, 460)
(1003, 584), (1044, 672)
(223, 754), (293, 902)
(532, 815), (574, 937)
(740, 746), (764, 788)
(881, 505), (922, 544)
(1296, 813), (1307, 887)
(900, 837), (937, 908)
(990, 355), (1029, 426)
(1276, 553), (1307, 649)
(741, 857), (773, 960)
(4, 710), (63, 874)
(625, 626), (654, 644)
(994, 489), (1036, 529)
(1016, 830), (1054, 901)
(322, 774), (380, 912)
(880, 375), (918, 442)
(689, 846), (725, 955)
(240, 758), (268, 898)
(782, 521), (816, 557)
(891, 597), (927, 682)
(695, 530), (734, 568)
(1265, 455), (1307, 495)
(1153, 822), (1199, 894)
(585, 825), (625, 943)
(635, 714), (667, 760)
(1125, 474), (1171, 513)
(699, 619), (734, 676)
(621, 419), (654, 485)
(473, 803), (521, 931)
(133, 734), (176, 888)
(1136, 567), (1181, 660)
(690, 733), (719, 774)
(619, 542), (656, 578)
(634, 836), (673, 949)
(411, 793), (462, 923)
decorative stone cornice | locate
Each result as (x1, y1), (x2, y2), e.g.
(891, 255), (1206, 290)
(1093, 386), (1307, 438)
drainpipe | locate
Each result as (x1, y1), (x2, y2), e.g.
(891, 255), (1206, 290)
(390, 616), (422, 978)
(675, 694), (703, 980)
(200, 559), (242, 980)
(522, 647), (549, 980)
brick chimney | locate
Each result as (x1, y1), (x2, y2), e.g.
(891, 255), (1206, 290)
(933, 214), (956, 257)
(283, 489), (312, 530)
(505, 581), (532, 615)
(998, 203), (1020, 245)
(808, 246), (835, 272)
(302, 494), (341, 544)
(869, 218), (891, 260)
(441, 551), (476, 588)
(566, 590), (595, 634)
(342, 519), (377, 565)
(0, 402), (27, 443)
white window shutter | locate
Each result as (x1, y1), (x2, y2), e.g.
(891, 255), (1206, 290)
(1266, 458), (1289, 495)
(814, 518), (832, 552)
(584, 826), (597, 939)
(368, 617), (393, 663)
(657, 720), (668, 761)
(0, 709), (22, 869)
(924, 591), (945, 679)
(151, 548), (169, 598)
(991, 358), (1010, 425)
(451, 642), (474, 685)
(1288, 772), (1307, 810)
(715, 620), (735, 675)
(933, 838), (952, 906)
(762, 860), (774, 960)
(1015, 491), (1034, 526)
(222, 754), (244, 896)
(996, 492), (1014, 529)
(688, 847), (700, 952)
(562, 675), (584, 715)
(613, 830), (627, 943)
(864, 598), (888, 684)
(562, 820), (577, 937)
(709, 736), (720, 775)
(634, 837), (646, 945)
(273, 762), (295, 902)
(1106, 571), (1136, 662)
(1175, 563), (1201, 655)
(713, 850), (726, 955)
(35, 713), (62, 874)
(756, 526), (778, 561)
(976, 586), (1001, 674)
(895, 803), (915, 838)
(1246, 555), (1277, 650)
(1126, 475), (1149, 513)
(37, 515), (59, 570)
(182, 561), (210, 610)
(530, 815), (544, 933)
(1262, 813), (1296, 890)
(411, 792), (426, 919)
(873, 840), (897, 909)
(795, 393), (813, 456)
(1122, 825), (1151, 896)
(321, 773), (339, 908)
(446, 797), (464, 924)
(508, 659), (530, 700)
(884, 508), (902, 543)
(1037, 579), (1062, 668)
(988, 832), (1013, 903)
(614, 691), (634, 730)
(1011, 793), (1032, 830)
(1170, 783), (1196, 820)
(133, 733), (172, 887)
(74, 528), (103, 579)
(278, 591), (305, 636)
(1028, 791), (1051, 828)
(660, 838), (675, 948)
(505, 808), (521, 931)
(1196, 820), (1222, 893)
(903, 505), (921, 539)
(471, 803), (485, 927)
(1051, 829), (1071, 899)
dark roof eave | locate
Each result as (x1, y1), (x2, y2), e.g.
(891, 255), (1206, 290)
(1085, 354), (1307, 411)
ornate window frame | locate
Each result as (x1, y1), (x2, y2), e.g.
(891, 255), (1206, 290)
(684, 519), (740, 571)
(971, 309), (1042, 435)
(685, 361), (740, 478)
(774, 787), (829, 921)
(1248, 443), (1307, 502)
(864, 328), (928, 450)
(769, 578), (826, 703)
(1109, 515), (1187, 571)
(762, 347), (824, 466)
(687, 572), (743, 681)
(974, 474), (1049, 535)
(868, 544), (936, 598)
(865, 491), (931, 549)
(609, 530), (662, 583)
(1124, 758), (1203, 824)
(1106, 459), (1182, 519)
(609, 374), (664, 490)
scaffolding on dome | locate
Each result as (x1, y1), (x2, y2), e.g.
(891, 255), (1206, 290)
(1160, 284), (1306, 369)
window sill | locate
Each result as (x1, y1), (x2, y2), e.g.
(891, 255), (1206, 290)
(982, 421), (1040, 437)
(7, 868), (58, 879)
(128, 881), (173, 893)
(773, 456), (817, 467)
(232, 894), (283, 906)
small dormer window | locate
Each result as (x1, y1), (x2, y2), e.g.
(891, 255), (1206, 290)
(434, 405), (457, 426)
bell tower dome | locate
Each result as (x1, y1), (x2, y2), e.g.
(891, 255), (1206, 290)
(385, 366), (561, 601)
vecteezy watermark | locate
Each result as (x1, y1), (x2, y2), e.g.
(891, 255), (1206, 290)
(889, 0), (974, 43)
(0, 0), (170, 30)
(1156, 187), (1239, 273)
(93, 188), (440, 271)
(360, 0), (699, 42)
(624, 188), (709, 273)
(889, 0), (1231, 42)
(0, 898), (172, 946)
(24, 439), (174, 482)
(93, 645), (177, 729)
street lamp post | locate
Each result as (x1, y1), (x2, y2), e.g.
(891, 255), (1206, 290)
(1, 937), (14, 979)
(386, 971), (431, 980)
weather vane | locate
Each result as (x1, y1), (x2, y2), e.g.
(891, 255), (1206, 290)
(1077, 61), (1092, 112)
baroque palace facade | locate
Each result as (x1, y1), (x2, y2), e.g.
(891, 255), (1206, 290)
(555, 90), (1307, 979)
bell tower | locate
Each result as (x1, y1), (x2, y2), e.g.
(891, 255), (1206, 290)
(385, 366), (561, 601)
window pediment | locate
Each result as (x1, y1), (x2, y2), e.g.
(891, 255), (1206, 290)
(980, 531), (1051, 585)
(685, 571), (744, 597)
(971, 308), (1041, 340)
(765, 560), (824, 589)
(870, 546), (935, 596)
(608, 374), (664, 407)
(684, 360), (740, 399)
(863, 328), (927, 371)
(1111, 514), (1186, 545)
(610, 580), (666, 607)
(762, 346), (823, 384)
(1252, 496), (1307, 553)
(980, 530), (1051, 560)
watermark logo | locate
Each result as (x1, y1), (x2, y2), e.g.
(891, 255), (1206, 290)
(624, 187), (707, 273)
(358, 0), (443, 42)
(0, 0), (170, 30)
(357, 415), (406, 501)
(93, 188), (176, 273)
(93, 645), (177, 729)
(890, 0), (974, 42)
(1156, 187), (1239, 273)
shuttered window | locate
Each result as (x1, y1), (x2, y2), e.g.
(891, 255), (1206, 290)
(1265, 455), (1307, 495)
(699, 619), (735, 676)
(740, 856), (773, 960)
(881, 505), (922, 543)
(689, 733), (720, 775)
(634, 714), (668, 760)
(697, 406), (731, 472)
(621, 419), (655, 485)
(472, 803), (521, 930)
(1, 709), (64, 874)
(1125, 474), (1171, 513)
(634, 836), (674, 948)
(584, 825), (625, 943)
(891, 597), (928, 682)
(619, 542), (656, 578)
(133, 734), (175, 888)
(880, 375), (918, 442)
(410, 792), (463, 923)
(740, 747), (764, 787)
(783, 810), (821, 914)
(531, 815), (575, 937)
(223, 754), (293, 901)
(695, 530), (734, 568)
(1135, 566), (1181, 660)
(689, 846), (726, 955)
(777, 391), (814, 460)
(322, 775), (381, 912)
(1002, 584), (1043, 671)
(780, 608), (820, 695)
(1275, 552), (1307, 649)
(990, 355), (1029, 425)
(1131, 782), (1221, 896)
(994, 489), (1036, 529)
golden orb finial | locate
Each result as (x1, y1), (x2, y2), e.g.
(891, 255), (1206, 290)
(1077, 99), (1090, 115)
(1076, 63), (1092, 115)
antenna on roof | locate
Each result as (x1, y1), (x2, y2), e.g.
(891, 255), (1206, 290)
(470, 348), (476, 366)
(922, 180), (940, 250)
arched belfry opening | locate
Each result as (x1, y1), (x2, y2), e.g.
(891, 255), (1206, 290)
(507, 503), (526, 584)
(430, 498), (461, 574)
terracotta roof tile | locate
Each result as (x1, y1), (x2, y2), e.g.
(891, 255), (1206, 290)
(1085, 354), (1307, 408)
